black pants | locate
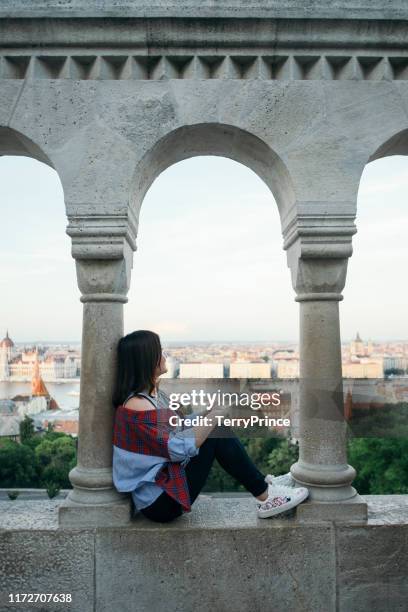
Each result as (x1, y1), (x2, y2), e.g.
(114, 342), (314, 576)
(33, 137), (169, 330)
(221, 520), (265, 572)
(140, 424), (268, 523)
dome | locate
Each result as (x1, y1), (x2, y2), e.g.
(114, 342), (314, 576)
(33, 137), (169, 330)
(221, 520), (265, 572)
(0, 330), (14, 348)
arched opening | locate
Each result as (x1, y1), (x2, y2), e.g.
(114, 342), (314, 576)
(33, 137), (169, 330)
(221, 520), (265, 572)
(342, 129), (408, 495)
(0, 128), (79, 493)
(127, 144), (298, 493)
(0, 127), (54, 167)
(131, 123), (296, 220)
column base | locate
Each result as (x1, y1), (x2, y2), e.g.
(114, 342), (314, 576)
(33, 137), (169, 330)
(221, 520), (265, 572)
(59, 466), (132, 527)
(58, 495), (132, 528)
(295, 493), (368, 524)
(290, 461), (358, 501)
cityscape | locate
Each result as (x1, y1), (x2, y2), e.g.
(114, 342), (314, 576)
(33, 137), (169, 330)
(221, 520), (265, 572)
(1, 329), (408, 384)
(1, 328), (407, 441)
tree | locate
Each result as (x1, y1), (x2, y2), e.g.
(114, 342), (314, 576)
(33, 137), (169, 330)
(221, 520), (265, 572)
(19, 415), (35, 444)
(0, 439), (37, 487)
(348, 437), (408, 494)
(267, 439), (299, 475)
(34, 435), (77, 488)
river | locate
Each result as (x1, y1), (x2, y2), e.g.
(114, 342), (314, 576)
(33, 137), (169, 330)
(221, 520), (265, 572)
(0, 381), (80, 411)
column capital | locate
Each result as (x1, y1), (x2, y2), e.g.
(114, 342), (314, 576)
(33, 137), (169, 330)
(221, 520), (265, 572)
(66, 215), (135, 303)
(283, 211), (357, 301)
(66, 213), (137, 260)
(282, 203), (357, 256)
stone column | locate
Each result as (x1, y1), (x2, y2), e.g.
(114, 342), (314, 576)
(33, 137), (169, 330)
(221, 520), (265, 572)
(284, 217), (367, 523)
(59, 221), (135, 527)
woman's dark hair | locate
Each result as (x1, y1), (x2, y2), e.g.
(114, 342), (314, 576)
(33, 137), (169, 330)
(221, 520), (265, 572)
(112, 330), (162, 408)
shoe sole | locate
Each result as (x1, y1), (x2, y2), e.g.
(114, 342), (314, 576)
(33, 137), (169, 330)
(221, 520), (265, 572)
(257, 487), (309, 518)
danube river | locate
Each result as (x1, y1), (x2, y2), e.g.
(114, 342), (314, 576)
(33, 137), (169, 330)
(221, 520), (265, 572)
(0, 381), (80, 411)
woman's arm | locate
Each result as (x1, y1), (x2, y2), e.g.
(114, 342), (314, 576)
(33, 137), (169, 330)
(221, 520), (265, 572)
(191, 404), (231, 448)
(167, 404), (231, 460)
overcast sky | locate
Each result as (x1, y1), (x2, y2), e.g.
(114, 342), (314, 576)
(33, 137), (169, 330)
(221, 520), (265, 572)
(0, 153), (407, 343)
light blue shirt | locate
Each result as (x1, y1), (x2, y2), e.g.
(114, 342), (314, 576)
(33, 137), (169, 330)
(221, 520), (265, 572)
(112, 388), (200, 510)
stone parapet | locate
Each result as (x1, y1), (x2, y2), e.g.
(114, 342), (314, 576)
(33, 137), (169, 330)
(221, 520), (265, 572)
(1, 495), (407, 612)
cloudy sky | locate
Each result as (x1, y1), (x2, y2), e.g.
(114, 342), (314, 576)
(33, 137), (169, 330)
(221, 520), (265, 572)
(0, 153), (407, 343)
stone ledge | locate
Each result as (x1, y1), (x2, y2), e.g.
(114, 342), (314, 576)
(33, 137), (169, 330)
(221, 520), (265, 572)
(0, 494), (407, 531)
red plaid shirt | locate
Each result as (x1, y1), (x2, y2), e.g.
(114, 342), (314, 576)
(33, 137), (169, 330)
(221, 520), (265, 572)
(113, 404), (192, 512)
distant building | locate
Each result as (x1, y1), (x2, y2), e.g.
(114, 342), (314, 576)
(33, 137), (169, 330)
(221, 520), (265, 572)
(0, 347), (10, 380)
(384, 356), (408, 371)
(0, 330), (15, 360)
(179, 363), (224, 378)
(0, 398), (25, 441)
(64, 355), (78, 377)
(229, 362), (271, 378)
(0, 331), (81, 381)
(0, 415), (21, 441)
(13, 352), (60, 418)
(32, 409), (79, 437)
(0, 399), (17, 416)
(9, 353), (65, 380)
(342, 359), (383, 379)
(275, 359), (300, 379)
(0, 330), (15, 379)
(350, 331), (365, 357)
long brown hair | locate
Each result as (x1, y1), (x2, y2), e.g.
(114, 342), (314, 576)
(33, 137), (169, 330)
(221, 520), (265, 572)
(112, 330), (162, 408)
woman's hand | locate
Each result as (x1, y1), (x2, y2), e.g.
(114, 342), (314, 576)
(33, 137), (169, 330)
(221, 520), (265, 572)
(209, 401), (233, 420)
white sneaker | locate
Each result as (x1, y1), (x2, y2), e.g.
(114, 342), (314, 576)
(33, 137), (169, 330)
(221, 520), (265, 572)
(264, 472), (300, 489)
(256, 483), (309, 518)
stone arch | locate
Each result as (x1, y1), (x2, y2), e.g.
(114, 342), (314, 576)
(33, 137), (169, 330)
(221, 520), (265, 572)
(0, 126), (54, 167)
(131, 123), (295, 223)
(368, 127), (408, 162)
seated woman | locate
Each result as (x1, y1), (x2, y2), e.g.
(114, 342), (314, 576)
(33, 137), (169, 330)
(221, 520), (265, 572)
(112, 329), (309, 523)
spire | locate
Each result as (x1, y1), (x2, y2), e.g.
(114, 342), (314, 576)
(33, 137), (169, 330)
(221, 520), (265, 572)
(31, 350), (49, 397)
(355, 331), (362, 342)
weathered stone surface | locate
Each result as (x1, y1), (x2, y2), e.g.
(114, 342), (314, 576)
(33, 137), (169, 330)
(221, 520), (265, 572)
(0, 529), (94, 612)
(337, 523), (408, 612)
(1, 1), (408, 20)
(0, 496), (407, 611)
(1, 494), (406, 530)
(96, 522), (335, 612)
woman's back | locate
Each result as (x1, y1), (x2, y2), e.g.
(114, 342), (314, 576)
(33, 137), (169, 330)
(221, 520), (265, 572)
(112, 388), (198, 513)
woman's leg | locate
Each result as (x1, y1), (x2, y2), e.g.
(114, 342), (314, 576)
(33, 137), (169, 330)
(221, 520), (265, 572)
(141, 424), (268, 523)
(186, 423), (268, 503)
(140, 436), (220, 523)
